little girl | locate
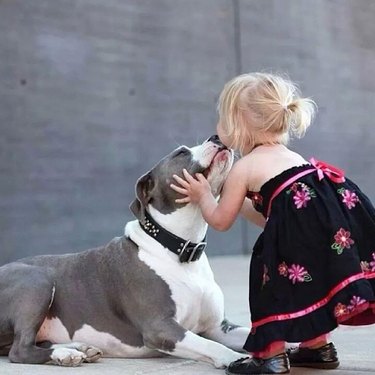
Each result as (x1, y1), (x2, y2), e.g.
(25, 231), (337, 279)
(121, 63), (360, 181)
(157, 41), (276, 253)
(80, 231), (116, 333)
(170, 72), (375, 374)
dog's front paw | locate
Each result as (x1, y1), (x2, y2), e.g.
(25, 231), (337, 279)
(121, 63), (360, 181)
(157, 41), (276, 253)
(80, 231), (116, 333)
(50, 347), (86, 366)
(81, 345), (103, 363)
(69, 343), (103, 362)
(214, 352), (249, 369)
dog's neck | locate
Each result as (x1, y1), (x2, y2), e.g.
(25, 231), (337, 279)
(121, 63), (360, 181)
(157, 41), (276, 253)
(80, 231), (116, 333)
(148, 204), (208, 244)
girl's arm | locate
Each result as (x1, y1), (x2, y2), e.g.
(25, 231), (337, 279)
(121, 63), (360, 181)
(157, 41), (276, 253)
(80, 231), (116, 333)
(240, 198), (266, 228)
(170, 161), (248, 231)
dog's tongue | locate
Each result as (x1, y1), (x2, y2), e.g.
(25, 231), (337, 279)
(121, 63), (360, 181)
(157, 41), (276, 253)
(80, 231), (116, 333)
(214, 150), (227, 162)
(203, 149), (227, 178)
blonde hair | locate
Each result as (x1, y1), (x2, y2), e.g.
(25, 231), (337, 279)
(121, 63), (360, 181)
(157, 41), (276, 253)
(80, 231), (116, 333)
(217, 72), (316, 154)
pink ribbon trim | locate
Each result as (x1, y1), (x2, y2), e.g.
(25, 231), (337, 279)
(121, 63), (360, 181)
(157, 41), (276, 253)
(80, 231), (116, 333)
(251, 272), (374, 328)
(266, 159), (346, 218)
(266, 168), (315, 218)
(309, 158), (346, 184)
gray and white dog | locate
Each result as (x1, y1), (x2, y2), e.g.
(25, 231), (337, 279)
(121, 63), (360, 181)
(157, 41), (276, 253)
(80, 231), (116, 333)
(0, 135), (250, 368)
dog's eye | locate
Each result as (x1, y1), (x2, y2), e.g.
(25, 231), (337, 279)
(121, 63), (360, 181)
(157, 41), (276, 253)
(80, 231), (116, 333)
(175, 148), (189, 157)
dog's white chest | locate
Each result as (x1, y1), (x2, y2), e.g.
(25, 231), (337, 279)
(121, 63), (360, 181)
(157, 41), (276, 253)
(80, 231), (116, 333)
(125, 221), (225, 333)
(137, 247), (224, 333)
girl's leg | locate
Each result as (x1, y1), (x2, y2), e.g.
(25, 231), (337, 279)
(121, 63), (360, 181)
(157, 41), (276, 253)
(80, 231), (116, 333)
(299, 334), (329, 349)
(251, 333), (330, 358)
(252, 341), (285, 358)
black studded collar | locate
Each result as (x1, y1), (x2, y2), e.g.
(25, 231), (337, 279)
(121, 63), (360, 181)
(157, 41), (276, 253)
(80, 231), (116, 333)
(139, 210), (207, 263)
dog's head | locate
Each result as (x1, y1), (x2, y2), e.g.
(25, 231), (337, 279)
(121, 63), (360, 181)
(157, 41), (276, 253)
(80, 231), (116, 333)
(130, 135), (234, 223)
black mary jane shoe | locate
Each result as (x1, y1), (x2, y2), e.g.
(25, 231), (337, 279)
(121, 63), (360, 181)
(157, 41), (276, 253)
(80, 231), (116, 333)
(225, 353), (290, 374)
(287, 342), (339, 369)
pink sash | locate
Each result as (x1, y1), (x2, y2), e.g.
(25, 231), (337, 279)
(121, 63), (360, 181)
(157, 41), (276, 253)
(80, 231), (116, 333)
(266, 158), (346, 219)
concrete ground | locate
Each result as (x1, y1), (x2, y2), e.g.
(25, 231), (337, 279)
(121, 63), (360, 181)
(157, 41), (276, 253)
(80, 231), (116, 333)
(1, 255), (374, 375)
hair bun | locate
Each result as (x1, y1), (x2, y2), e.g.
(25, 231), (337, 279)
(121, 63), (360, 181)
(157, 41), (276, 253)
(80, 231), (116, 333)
(216, 72), (316, 153)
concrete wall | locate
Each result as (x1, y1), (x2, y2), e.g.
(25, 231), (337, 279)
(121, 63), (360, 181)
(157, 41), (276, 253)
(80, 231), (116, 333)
(0, 0), (374, 264)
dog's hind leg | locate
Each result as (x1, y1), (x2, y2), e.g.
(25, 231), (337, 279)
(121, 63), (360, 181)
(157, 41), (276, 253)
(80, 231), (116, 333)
(201, 318), (250, 353)
(10, 329), (86, 366)
(8, 284), (56, 364)
(3, 266), (84, 366)
(0, 264), (50, 364)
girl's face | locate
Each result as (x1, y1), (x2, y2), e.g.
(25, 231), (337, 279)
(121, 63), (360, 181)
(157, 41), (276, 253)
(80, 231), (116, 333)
(216, 121), (232, 149)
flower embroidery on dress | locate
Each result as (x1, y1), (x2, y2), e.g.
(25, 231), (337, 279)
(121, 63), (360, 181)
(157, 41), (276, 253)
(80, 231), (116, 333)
(338, 188), (359, 209)
(370, 252), (375, 272)
(278, 261), (288, 277)
(286, 182), (316, 209)
(334, 303), (348, 318)
(278, 262), (312, 284)
(334, 296), (367, 318)
(348, 296), (366, 310)
(361, 261), (370, 273)
(360, 253), (375, 273)
(293, 190), (311, 209)
(288, 264), (312, 284)
(331, 228), (354, 255)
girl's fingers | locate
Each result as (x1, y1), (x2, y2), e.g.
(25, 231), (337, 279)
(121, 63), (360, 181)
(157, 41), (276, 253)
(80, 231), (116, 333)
(170, 184), (188, 195)
(195, 173), (206, 182)
(175, 197), (191, 203)
(182, 169), (196, 183)
(172, 174), (190, 188)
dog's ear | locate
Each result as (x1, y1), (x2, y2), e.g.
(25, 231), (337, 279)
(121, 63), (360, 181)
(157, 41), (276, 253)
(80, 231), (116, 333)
(129, 172), (155, 224)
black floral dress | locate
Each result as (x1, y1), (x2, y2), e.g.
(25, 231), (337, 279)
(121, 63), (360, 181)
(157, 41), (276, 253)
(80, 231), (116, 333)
(244, 160), (375, 353)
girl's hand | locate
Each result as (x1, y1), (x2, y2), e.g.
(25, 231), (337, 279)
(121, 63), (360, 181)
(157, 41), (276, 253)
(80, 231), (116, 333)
(170, 169), (211, 204)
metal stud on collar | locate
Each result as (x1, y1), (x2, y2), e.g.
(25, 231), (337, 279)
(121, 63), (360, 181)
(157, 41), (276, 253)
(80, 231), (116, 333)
(139, 212), (206, 263)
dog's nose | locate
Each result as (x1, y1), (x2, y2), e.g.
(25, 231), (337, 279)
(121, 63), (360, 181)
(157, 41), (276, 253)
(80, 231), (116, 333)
(207, 134), (226, 149)
(208, 134), (220, 143)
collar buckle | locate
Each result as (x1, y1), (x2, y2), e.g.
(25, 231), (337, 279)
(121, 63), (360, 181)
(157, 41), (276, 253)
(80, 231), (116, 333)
(139, 211), (207, 263)
(179, 241), (207, 263)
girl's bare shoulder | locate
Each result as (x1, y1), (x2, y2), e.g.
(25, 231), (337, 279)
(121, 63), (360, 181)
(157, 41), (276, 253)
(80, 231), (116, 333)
(234, 146), (309, 191)
(229, 153), (264, 191)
